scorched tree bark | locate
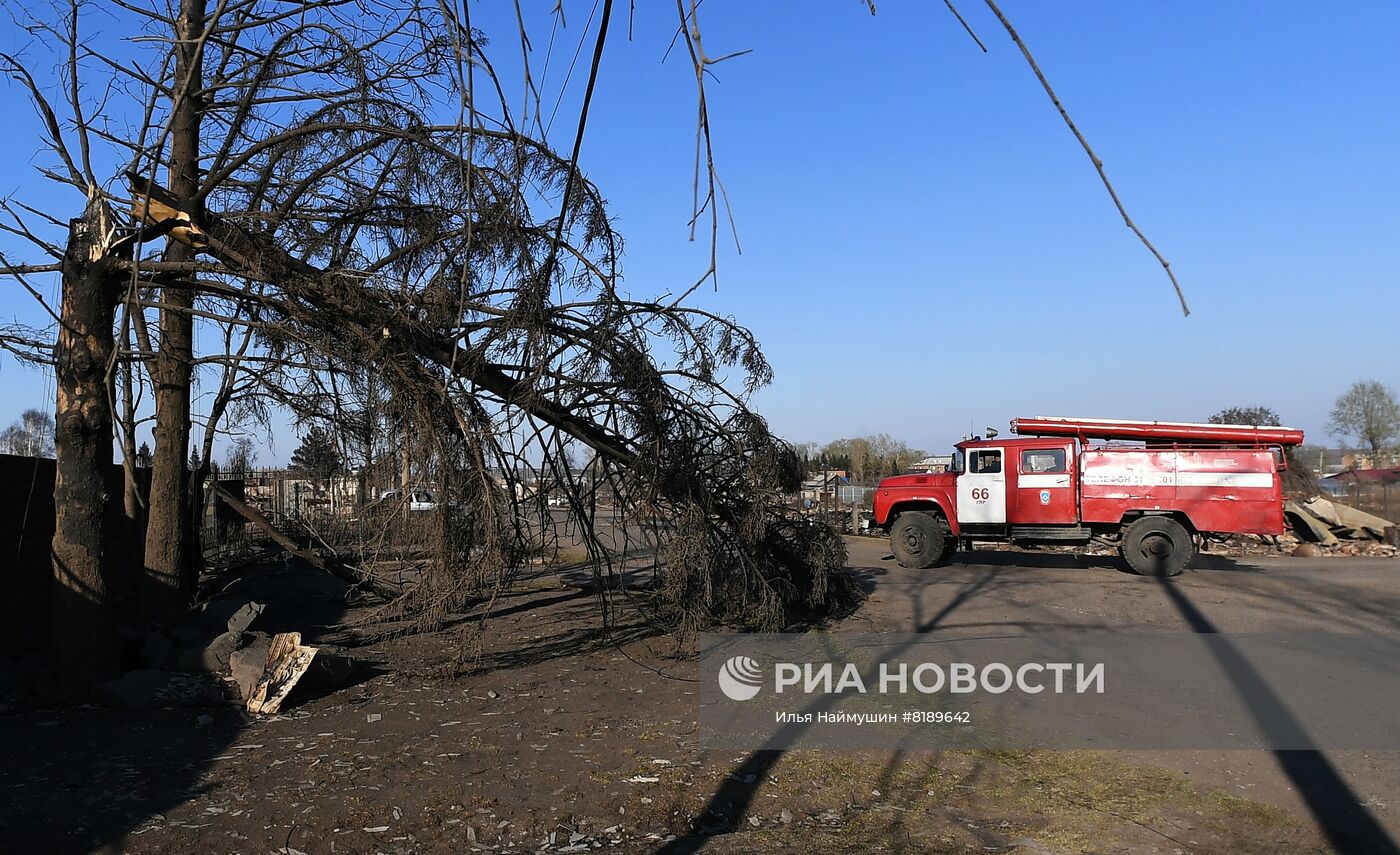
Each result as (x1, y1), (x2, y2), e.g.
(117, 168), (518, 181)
(50, 192), (124, 699)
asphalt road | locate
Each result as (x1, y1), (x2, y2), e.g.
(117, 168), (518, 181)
(844, 534), (1400, 852)
(844, 536), (1400, 634)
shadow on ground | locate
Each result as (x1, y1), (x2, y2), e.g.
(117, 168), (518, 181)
(663, 550), (1400, 854)
(1158, 579), (1399, 855)
(865, 542), (1264, 575)
(952, 548), (1261, 574)
(0, 558), (355, 853)
(657, 571), (998, 853)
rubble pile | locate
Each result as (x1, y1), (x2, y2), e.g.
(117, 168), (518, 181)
(1283, 496), (1399, 557)
(93, 599), (358, 714)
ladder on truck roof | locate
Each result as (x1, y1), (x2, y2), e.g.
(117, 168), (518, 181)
(1009, 416), (1304, 447)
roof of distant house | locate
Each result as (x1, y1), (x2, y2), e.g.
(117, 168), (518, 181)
(1325, 467), (1400, 483)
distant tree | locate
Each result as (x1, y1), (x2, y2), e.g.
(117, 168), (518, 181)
(136, 442), (153, 469)
(0, 426), (19, 455)
(819, 434), (925, 483)
(1329, 381), (1400, 458)
(188, 450), (201, 472)
(0, 408), (55, 457)
(1208, 406), (1280, 428)
(1295, 444), (1328, 473)
(290, 425), (343, 481)
(1210, 405), (1317, 494)
(223, 437), (256, 474)
(850, 439), (873, 481)
(824, 453), (851, 472)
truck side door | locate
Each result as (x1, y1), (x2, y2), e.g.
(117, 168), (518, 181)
(957, 447), (1007, 525)
(1012, 443), (1077, 524)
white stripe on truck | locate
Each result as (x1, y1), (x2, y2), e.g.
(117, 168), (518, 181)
(1018, 474), (1071, 488)
(1081, 472), (1273, 489)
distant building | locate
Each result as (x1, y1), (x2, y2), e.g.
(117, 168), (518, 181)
(1340, 452), (1400, 472)
(910, 455), (953, 474)
(800, 471), (848, 505)
(1326, 467), (1400, 485)
(240, 469), (365, 519)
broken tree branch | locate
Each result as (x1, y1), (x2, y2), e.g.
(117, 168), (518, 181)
(207, 479), (402, 600)
(983, 0), (1190, 317)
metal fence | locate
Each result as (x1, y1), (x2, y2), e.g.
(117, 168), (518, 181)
(218, 468), (366, 524)
(836, 485), (875, 507)
(1326, 480), (1398, 523)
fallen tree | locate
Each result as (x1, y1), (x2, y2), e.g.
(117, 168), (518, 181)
(2, 1), (859, 691)
(181, 168), (858, 632)
(206, 480), (403, 601)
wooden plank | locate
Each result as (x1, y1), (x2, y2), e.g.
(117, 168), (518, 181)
(245, 631), (317, 715)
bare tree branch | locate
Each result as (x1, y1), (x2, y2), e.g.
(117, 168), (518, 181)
(983, 0), (1190, 316)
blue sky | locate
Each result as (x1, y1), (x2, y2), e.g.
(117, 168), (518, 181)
(2, 1), (1397, 461)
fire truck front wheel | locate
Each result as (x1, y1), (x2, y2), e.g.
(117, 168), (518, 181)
(890, 511), (951, 569)
(1120, 516), (1194, 577)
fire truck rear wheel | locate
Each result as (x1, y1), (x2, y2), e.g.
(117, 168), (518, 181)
(1120, 516), (1194, 577)
(890, 511), (949, 569)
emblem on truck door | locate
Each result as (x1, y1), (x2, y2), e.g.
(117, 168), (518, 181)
(1039, 489), (1051, 505)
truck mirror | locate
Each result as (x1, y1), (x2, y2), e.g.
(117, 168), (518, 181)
(1270, 446), (1287, 471)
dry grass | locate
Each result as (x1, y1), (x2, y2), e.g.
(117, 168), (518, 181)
(607, 748), (1304, 853)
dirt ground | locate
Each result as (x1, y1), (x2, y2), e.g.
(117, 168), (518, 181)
(2, 538), (1397, 854)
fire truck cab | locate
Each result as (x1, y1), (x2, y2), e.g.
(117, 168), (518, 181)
(871, 416), (1304, 577)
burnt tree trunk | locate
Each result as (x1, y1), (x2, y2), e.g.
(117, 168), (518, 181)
(143, 285), (194, 615)
(51, 193), (123, 699)
(142, 0), (206, 616)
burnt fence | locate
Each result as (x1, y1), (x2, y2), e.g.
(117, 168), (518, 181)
(0, 455), (257, 649)
(0, 454), (148, 649)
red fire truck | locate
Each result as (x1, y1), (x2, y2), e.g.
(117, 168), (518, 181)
(871, 416), (1304, 576)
